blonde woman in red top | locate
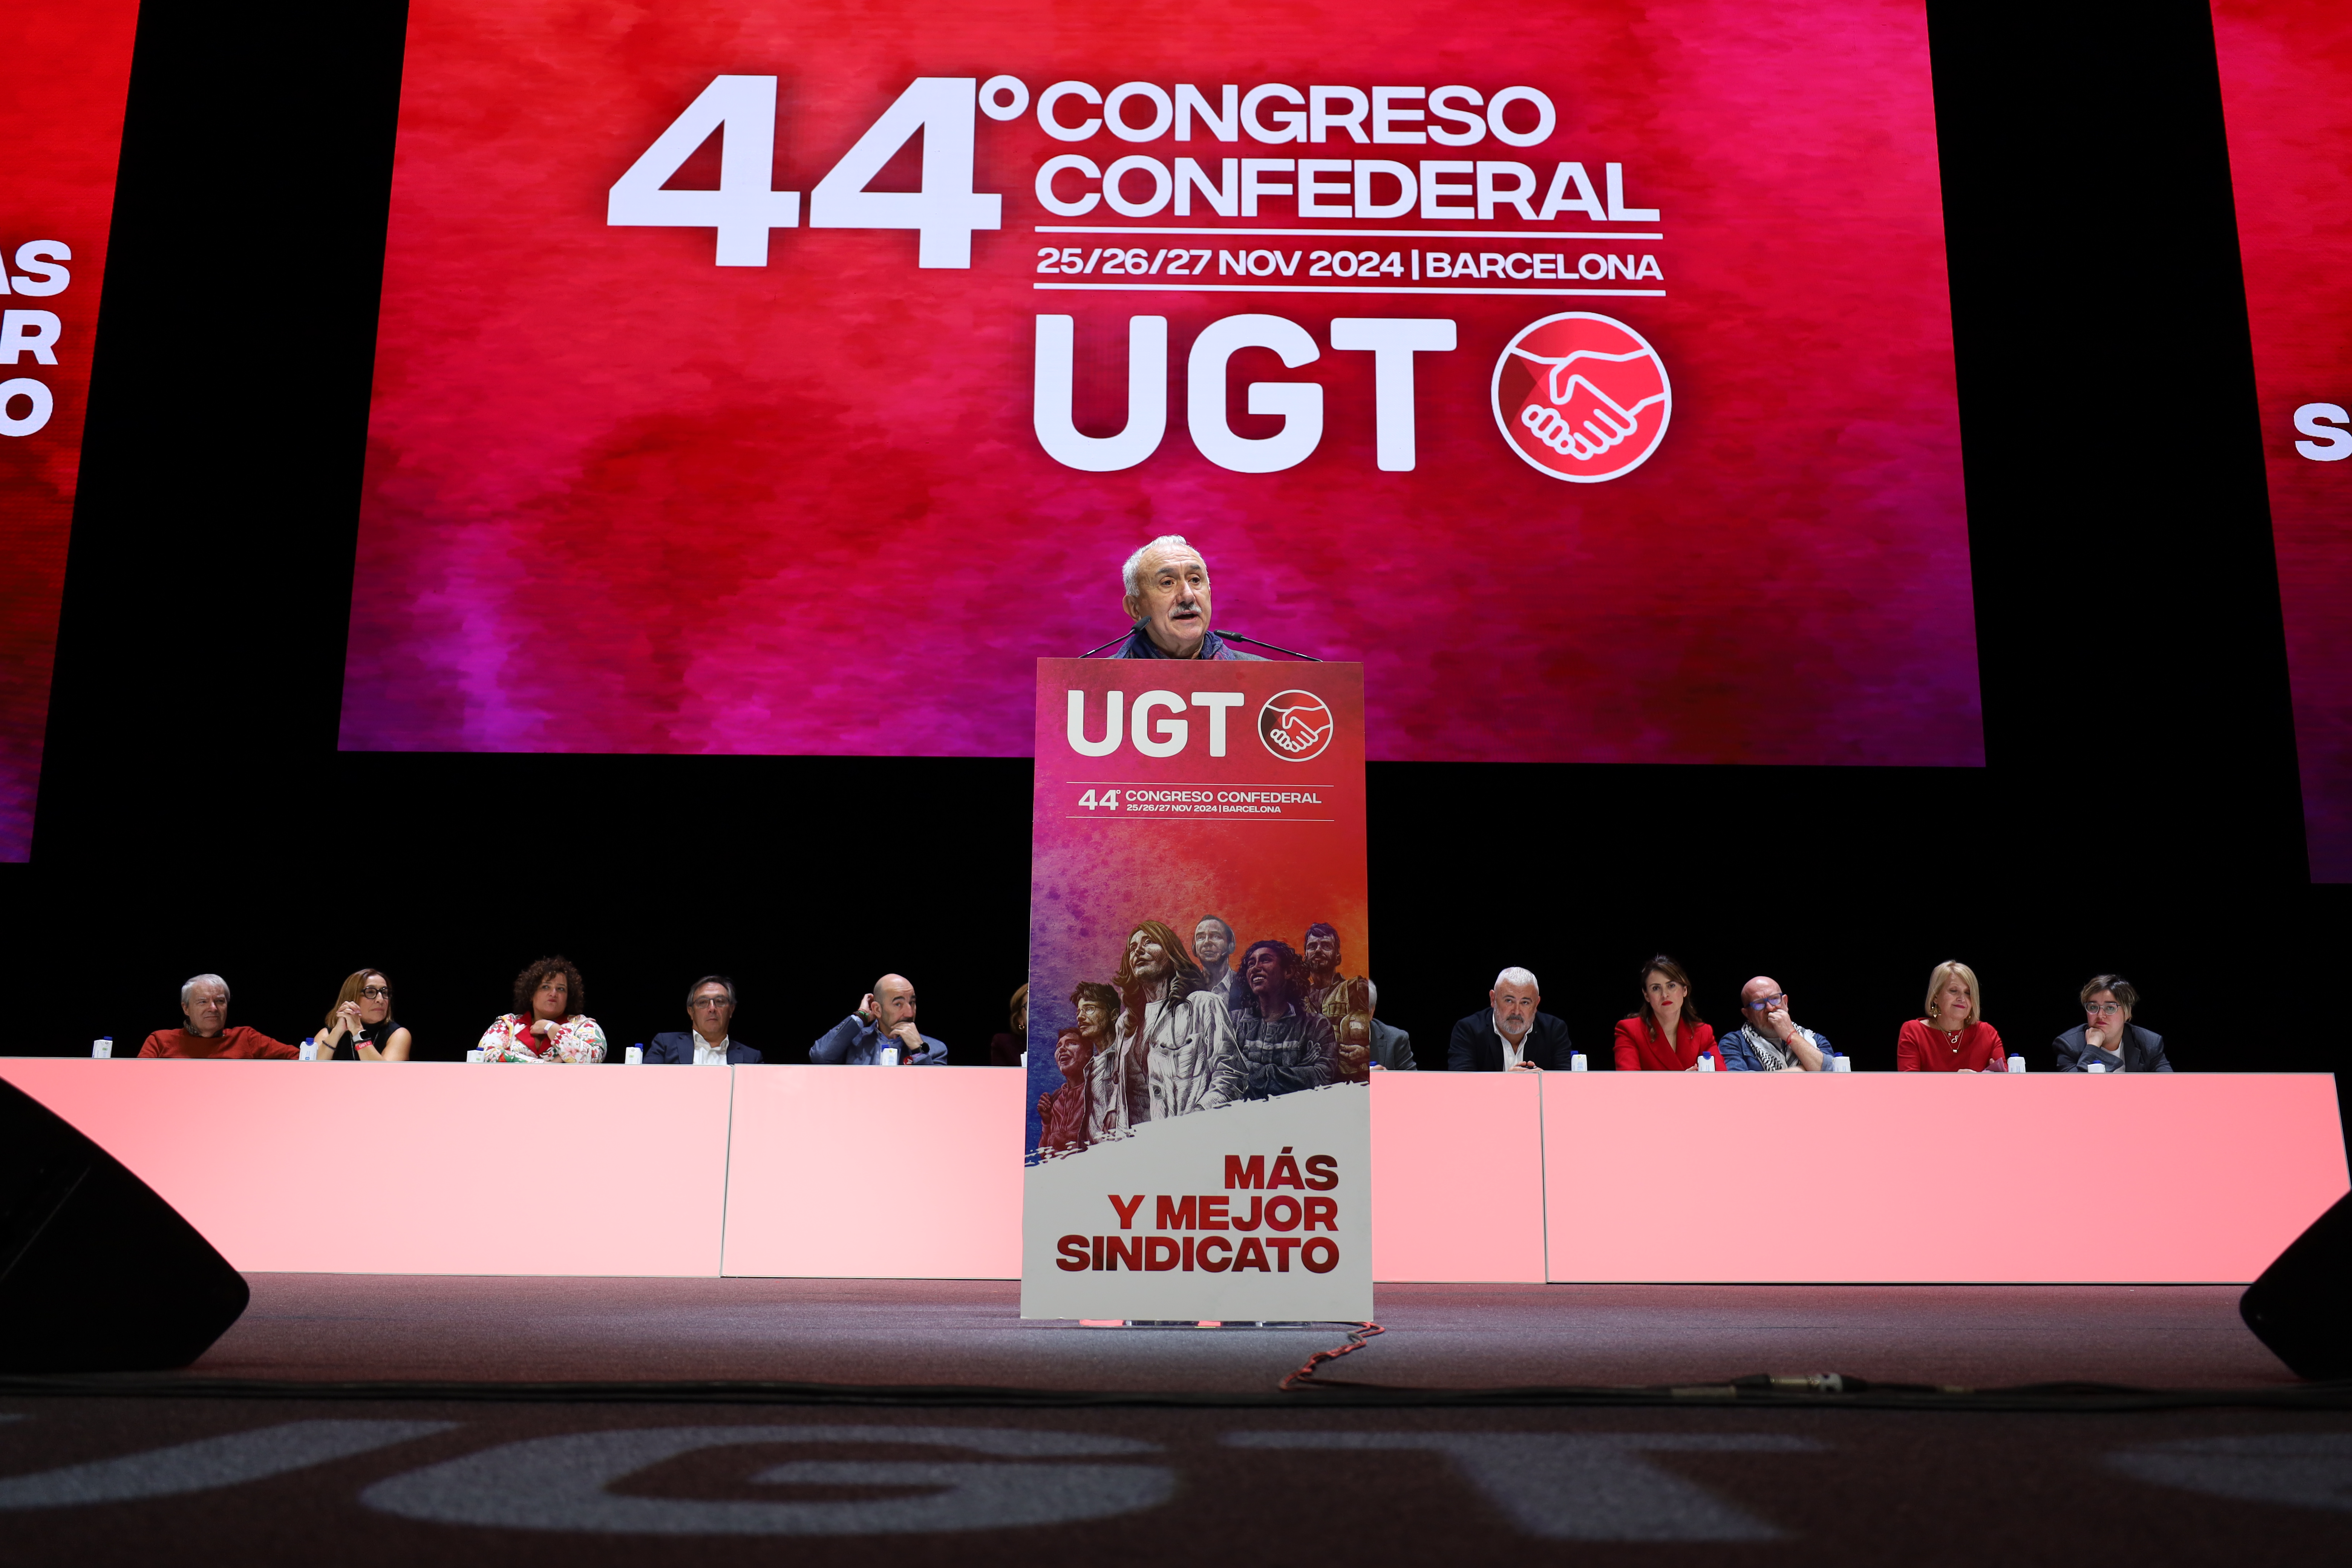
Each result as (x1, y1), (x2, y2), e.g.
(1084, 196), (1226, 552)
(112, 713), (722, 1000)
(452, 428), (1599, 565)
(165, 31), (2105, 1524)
(1897, 959), (2007, 1072)
(1612, 955), (1720, 1070)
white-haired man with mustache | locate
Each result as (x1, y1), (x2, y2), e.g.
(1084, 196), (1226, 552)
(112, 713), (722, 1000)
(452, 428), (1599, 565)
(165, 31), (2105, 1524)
(1112, 536), (1266, 660)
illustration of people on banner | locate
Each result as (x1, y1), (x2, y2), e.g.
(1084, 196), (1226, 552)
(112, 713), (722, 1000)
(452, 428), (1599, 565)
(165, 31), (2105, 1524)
(1034, 916), (1374, 1161)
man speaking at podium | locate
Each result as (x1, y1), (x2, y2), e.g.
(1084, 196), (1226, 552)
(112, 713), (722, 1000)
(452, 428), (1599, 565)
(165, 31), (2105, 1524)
(1113, 536), (1265, 661)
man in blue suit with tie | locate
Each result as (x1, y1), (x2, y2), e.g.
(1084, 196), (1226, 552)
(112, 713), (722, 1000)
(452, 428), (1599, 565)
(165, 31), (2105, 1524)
(646, 975), (764, 1065)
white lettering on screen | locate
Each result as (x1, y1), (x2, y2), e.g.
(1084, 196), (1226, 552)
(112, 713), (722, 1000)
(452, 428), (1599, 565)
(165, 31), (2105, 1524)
(2294, 403), (2351, 461)
(607, 78), (1654, 274)
(1033, 83), (1554, 149)
(1037, 315), (1455, 474)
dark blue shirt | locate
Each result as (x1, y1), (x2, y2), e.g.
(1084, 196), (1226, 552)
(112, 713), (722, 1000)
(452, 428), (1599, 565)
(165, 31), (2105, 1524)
(1113, 627), (1265, 660)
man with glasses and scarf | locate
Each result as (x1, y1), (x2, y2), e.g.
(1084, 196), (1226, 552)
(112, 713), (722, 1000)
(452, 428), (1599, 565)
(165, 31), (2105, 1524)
(1717, 975), (1833, 1072)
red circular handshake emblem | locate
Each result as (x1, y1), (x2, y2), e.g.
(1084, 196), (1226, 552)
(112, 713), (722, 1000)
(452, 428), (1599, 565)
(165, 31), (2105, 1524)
(1258, 690), (1334, 762)
(1491, 312), (1673, 482)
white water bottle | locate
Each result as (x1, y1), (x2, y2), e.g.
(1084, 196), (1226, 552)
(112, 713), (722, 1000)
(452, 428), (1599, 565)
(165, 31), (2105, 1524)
(465, 1048), (485, 1063)
(1569, 1052), (1588, 1072)
(877, 1045), (902, 1067)
(298, 1038), (318, 1062)
(1697, 1052), (1715, 1073)
(91, 1037), (112, 1059)
(2007, 1054), (2026, 1073)
(1831, 1053), (1851, 1072)
(625, 1044), (644, 1066)
(2087, 1061), (2106, 1073)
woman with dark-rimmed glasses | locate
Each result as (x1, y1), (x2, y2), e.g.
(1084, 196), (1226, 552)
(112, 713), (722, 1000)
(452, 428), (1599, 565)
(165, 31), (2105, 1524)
(315, 968), (412, 1061)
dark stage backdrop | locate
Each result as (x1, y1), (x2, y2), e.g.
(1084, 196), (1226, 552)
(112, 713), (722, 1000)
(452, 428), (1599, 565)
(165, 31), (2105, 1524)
(5, 2), (2343, 1142)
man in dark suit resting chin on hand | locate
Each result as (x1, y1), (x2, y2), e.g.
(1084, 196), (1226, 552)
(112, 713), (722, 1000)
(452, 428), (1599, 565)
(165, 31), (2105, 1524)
(812, 974), (949, 1066)
(1448, 967), (1575, 1071)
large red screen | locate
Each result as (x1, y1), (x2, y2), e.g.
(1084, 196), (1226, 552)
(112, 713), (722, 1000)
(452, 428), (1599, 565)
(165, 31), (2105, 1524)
(0, 3), (142, 860)
(344, 0), (1978, 766)
(2211, 2), (2352, 878)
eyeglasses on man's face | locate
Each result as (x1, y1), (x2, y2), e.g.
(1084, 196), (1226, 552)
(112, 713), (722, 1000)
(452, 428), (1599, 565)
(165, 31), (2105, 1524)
(361, 986), (391, 1000)
(1743, 994), (1787, 1012)
(691, 996), (731, 1010)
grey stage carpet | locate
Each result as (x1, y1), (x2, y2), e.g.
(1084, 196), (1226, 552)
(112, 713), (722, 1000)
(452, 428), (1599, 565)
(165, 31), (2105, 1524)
(3, 1279), (2344, 1567)
(183, 1274), (2294, 1392)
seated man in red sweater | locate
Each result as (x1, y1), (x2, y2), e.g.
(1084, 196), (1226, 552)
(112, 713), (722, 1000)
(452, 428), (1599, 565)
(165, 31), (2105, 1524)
(139, 974), (299, 1059)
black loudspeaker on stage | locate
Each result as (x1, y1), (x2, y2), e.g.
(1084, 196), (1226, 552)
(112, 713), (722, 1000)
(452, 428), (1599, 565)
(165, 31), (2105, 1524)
(0, 1080), (249, 1373)
(2239, 1190), (2352, 1381)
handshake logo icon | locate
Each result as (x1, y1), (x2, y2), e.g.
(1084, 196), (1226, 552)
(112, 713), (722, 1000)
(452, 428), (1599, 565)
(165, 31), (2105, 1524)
(1258, 690), (1335, 763)
(1491, 312), (1672, 482)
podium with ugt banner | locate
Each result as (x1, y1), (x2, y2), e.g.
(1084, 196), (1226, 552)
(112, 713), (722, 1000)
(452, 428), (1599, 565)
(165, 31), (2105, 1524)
(1020, 657), (1374, 1321)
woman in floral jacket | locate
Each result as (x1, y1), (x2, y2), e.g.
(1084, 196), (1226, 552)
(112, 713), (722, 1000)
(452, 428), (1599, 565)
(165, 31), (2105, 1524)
(478, 955), (608, 1063)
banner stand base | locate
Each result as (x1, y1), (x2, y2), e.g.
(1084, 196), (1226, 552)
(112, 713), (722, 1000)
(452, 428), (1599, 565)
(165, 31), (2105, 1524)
(1075, 1320), (1327, 1329)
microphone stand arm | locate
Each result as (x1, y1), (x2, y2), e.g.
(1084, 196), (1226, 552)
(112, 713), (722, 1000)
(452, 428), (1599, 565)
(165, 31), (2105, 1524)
(1211, 629), (1322, 662)
(1078, 622), (1145, 658)
(1077, 623), (1322, 661)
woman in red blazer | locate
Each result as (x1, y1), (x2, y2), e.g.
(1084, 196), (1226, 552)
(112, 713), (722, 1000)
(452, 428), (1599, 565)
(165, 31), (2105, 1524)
(1612, 955), (1720, 1070)
(1897, 959), (2007, 1072)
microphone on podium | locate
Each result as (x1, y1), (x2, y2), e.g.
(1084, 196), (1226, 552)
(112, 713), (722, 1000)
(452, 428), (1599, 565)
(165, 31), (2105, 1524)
(1078, 621), (1321, 661)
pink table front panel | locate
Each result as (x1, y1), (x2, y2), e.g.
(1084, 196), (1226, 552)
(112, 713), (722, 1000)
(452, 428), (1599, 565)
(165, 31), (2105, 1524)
(1541, 1072), (2350, 1283)
(720, 1065), (1024, 1279)
(6, 1060), (2341, 1283)
(720, 1068), (1549, 1282)
(0, 1058), (734, 1275)
(1370, 1071), (1547, 1282)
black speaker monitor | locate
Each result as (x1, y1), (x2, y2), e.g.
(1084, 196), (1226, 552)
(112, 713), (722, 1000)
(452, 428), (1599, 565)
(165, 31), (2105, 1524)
(2239, 1189), (2352, 1381)
(0, 1078), (250, 1373)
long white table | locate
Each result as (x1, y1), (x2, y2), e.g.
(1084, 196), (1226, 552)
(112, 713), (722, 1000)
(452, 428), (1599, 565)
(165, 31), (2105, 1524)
(2, 1060), (2341, 1282)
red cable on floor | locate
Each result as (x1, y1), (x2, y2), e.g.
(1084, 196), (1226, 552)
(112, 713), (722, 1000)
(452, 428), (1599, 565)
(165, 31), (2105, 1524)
(1281, 1322), (1384, 1391)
